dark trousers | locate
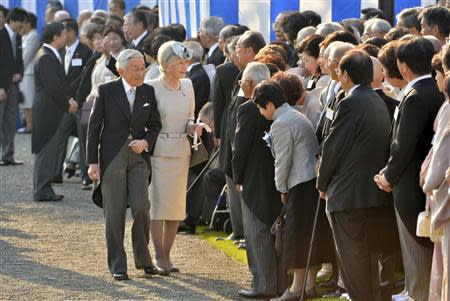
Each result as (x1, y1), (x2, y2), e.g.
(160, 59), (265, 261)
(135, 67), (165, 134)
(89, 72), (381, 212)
(0, 84), (18, 162)
(329, 208), (383, 301)
(101, 141), (152, 274)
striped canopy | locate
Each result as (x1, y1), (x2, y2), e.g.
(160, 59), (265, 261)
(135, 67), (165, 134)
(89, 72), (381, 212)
(2, 0), (435, 41)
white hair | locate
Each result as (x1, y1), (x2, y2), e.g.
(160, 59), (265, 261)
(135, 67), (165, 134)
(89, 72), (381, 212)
(424, 35), (442, 53)
(296, 26), (317, 44)
(219, 25), (237, 41)
(185, 41), (204, 63)
(242, 62), (271, 85)
(328, 42), (356, 63)
(54, 10), (70, 22)
(200, 16), (225, 37)
(316, 22), (344, 37)
(115, 49), (143, 70)
(157, 41), (179, 71)
(364, 18), (391, 35)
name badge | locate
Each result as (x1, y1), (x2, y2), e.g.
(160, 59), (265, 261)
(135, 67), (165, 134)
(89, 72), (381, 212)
(325, 108), (334, 120)
(307, 79), (314, 90)
(72, 58), (82, 66)
(393, 106), (399, 121)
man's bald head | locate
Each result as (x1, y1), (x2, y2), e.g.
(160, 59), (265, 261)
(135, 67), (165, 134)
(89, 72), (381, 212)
(371, 56), (383, 89)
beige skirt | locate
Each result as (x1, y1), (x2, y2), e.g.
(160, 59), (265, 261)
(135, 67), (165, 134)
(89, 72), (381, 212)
(149, 155), (189, 220)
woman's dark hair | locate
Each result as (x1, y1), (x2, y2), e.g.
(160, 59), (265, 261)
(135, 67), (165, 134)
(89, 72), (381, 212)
(153, 26), (180, 41)
(265, 63), (280, 76)
(364, 37), (388, 48)
(361, 8), (386, 20)
(396, 37), (434, 75)
(357, 43), (380, 57)
(280, 12), (307, 43)
(442, 44), (450, 72)
(252, 80), (288, 109)
(339, 49), (373, 85)
(90, 16), (106, 25)
(26, 12), (37, 29)
(302, 10), (321, 27)
(378, 41), (403, 80)
(106, 14), (124, 27)
(431, 52), (444, 75)
(42, 22), (65, 44)
(256, 52), (287, 71)
(297, 34), (324, 58)
(103, 25), (126, 46)
(142, 34), (173, 58)
(6, 7), (27, 23)
(86, 24), (105, 41)
(168, 23), (186, 42)
(320, 30), (358, 49)
(384, 27), (409, 42)
(272, 72), (304, 106)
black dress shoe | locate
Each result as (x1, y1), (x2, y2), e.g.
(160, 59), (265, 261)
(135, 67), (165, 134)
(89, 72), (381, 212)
(143, 266), (158, 277)
(34, 195), (64, 202)
(238, 289), (274, 299)
(112, 272), (129, 281)
(178, 221), (196, 234)
(169, 266), (180, 273)
(0, 160), (23, 166)
(155, 266), (170, 276)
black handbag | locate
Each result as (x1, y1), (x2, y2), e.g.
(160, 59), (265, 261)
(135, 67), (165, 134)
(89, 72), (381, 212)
(271, 205), (286, 256)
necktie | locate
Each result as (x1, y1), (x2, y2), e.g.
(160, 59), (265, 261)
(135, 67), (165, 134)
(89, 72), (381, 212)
(128, 88), (135, 112)
(64, 48), (71, 74)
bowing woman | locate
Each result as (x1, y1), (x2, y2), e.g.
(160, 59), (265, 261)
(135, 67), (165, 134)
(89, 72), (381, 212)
(145, 41), (203, 274)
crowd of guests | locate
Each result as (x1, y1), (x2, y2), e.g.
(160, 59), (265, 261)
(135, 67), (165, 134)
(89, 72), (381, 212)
(0, 0), (450, 300)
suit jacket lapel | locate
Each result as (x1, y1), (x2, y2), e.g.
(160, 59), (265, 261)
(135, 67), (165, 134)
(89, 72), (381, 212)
(114, 78), (132, 121)
(130, 86), (145, 124)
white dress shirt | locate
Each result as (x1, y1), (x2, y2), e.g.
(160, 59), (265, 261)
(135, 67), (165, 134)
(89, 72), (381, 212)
(43, 43), (62, 64)
(402, 74), (432, 98)
(64, 39), (79, 74)
(207, 42), (219, 58)
(132, 30), (148, 48)
(347, 84), (361, 96)
(122, 77), (135, 110)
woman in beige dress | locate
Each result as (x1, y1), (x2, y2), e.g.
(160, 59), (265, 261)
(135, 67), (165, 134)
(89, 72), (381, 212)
(145, 41), (203, 274)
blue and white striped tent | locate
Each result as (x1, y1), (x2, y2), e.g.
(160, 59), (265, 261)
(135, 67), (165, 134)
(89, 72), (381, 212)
(2, 0), (435, 41)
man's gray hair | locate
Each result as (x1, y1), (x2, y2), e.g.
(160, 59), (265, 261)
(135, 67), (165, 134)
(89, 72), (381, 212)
(116, 49), (144, 70)
(219, 25), (238, 41)
(227, 35), (240, 55)
(316, 22), (344, 37)
(200, 16), (225, 37)
(185, 41), (204, 63)
(328, 41), (356, 63)
(242, 62), (270, 85)
(54, 10), (70, 22)
(296, 26), (316, 44)
(364, 18), (391, 35)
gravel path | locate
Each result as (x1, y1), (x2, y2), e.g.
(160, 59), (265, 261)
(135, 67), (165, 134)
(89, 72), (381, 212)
(0, 134), (251, 301)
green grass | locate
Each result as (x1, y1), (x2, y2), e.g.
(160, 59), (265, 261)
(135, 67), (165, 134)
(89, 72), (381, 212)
(195, 226), (341, 300)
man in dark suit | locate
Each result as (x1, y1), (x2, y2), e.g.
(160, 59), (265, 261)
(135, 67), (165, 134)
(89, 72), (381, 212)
(107, 10), (149, 76)
(375, 37), (444, 301)
(186, 41), (210, 118)
(222, 31), (266, 241)
(232, 63), (283, 299)
(0, 8), (26, 166)
(317, 50), (392, 301)
(199, 16), (225, 67)
(32, 22), (78, 202)
(371, 57), (399, 121)
(87, 49), (161, 281)
(55, 18), (93, 184)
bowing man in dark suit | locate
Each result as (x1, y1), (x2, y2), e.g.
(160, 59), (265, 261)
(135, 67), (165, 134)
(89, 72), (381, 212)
(375, 37), (444, 301)
(107, 10), (149, 76)
(86, 49), (161, 281)
(371, 57), (399, 121)
(0, 8), (26, 166)
(232, 63), (283, 298)
(199, 16), (225, 67)
(32, 23), (78, 202)
(186, 41), (210, 118)
(317, 50), (392, 301)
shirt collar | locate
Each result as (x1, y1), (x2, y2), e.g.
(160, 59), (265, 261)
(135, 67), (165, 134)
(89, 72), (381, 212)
(5, 23), (14, 40)
(347, 84), (361, 96)
(122, 77), (135, 93)
(187, 62), (201, 73)
(43, 43), (62, 62)
(273, 103), (290, 121)
(403, 74), (432, 97)
(132, 30), (148, 47)
(333, 81), (342, 94)
(208, 43), (219, 57)
(66, 39), (79, 54)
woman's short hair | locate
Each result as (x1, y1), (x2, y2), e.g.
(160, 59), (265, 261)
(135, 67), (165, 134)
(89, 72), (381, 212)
(320, 30), (358, 49)
(357, 43), (380, 57)
(272, 72), (304, 106)
(242, 62), (271, 87)
(103, 25), (126, 46)
(280, 12), (307, 43)
(396, 37), (435, 76)
(302, 10), (322, 27)
(339, 49), (373, 85)
(431, 52), (444, 75)
(378, 41), (403, 80)
(157, 41), (190, 70)
(116, 49), (143, 70)
(86, 23), (105, 40)
(297, 34), (324, 58)
(42, 22), (65, 44)
(142, 34), (173, 59)
(252, 80), (288, 109)
(384, 27), (409, 42)
(185, 40), (204, 62)
(256, 52), (287, 71)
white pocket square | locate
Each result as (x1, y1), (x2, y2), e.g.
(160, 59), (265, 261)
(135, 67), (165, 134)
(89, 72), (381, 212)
(143, 103), (150, 107)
